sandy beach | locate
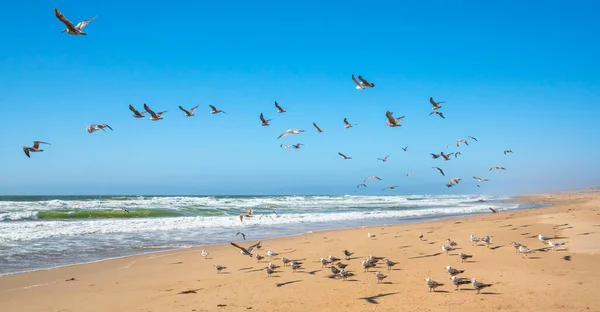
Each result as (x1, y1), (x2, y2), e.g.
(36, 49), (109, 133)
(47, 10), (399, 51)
(1, 190), (599, 312)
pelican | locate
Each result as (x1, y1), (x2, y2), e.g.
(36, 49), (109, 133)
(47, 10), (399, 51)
(86, 124), (113, 133)
(343, 118), (355, 128)
(456, 139), (469, 147)
(489, 166), (506, 171)
(402, 146), (408, 151)
(54, 8), (96, 36)
(179, 105), (199, 117)
(22, 141), (51, 158)
(429, 97), (444, 110)
(357, 183), (367, 188)
(473, 176), (489, 182)
(351, 74), (375, 89)
(338, 152), (352, 160)
(432, 167), (445, 176)
(128, 104), (146, 118)
(429, 111), (445, 119)
(274, 101), (287, 113)
(468, 136), (478, 142)
(209, 105), (226, 114)
(385, 111), (405, 127)
(143, 104), (168, 121)
(313, 122), (323, 133)
(377, 156), (390, 162)
(277, 129), (304, 139)
(504, 150), (513, 155)
(383, 185), (398, 190)
(364, 176), (382, 183)
(260, 113), (271, 126)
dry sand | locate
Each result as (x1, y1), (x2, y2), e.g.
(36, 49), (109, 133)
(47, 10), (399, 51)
(1, 190), (600, 312)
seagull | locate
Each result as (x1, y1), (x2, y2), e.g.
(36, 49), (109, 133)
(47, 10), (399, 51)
(280, 144), (291, 149)
(339, 269), (354, 280)
(489, 166), (506, 171)
(236, 232), (246, 240)
(361, 260), (375, 272)
(367, 233), (376, 239)
(319, 258), (330, 268)
(343, 250), (354, 260)
(330, 266), (341, 275)
(86, 124), (113, 133)
(364, 176), (382, 182)
(274, 101), (287, 113)
(313, 122), (323, 133)
(343, 118), (355, 128)
(470, 235), (480, 245)
(267, 250), (278, 258)
(418, 233), (424, 240)
(375, 271), (387, 283)
(383, 186), (398, 190)
(338, 152), (352, 160)
(356, 183), (367, 188)
(510, 241), (523, 253)
(230, 241), (262, 257)
(179, 105), (199, 117)
(385, 111), (405, 127)
(351, 74), (375, 89)
(281, 257), (290, 266)
(481, 235), (493, 248)
(406, 172), (415, 177)
(547, 241), (566, 251)
(471, 278), (493, 294)
(215, 264), (227, 274)
(449, 178), (462, 185)
(291, 262), (303, 272)
(473, 176), (489, 182)
(143, 104), (168, 121)
(458, 252), (472, 262)
(454, 152), (462, 158)
(384, 259), (397, 270)
(337, 262), (349, 269)
(239, 209), (254, 222)
(450, 276), (471, 290)
(519, 245), (534, 258)
(260, 113), (272, 126)
(328, 255), (341, 263)
(268, 262), (280, 270)
(291, 143), (304, 149)
(431, 153), (441, 159)
(446, 266), (465, 276)
(265, 266), (275, 277)
(255, 253), (264, 262)
(441, 244), (453, 255)
(425, 278), (444, 292)
(378, 156), (390, 162)
(538, 234), (551, 242)
(429, 97), (444, 110)
(456, 139), (469, 147)
(23, 141), (51, 158)
(504, 150), (513, 155)
(277, 129), (304, 139)
(129, 105), (146, 118)
(402, 146), (408, 151)
(432, 167), (445, 176)
(446, 238), (458, 247)
(429, 111), (445, 119)
(468, 136), (478, 142)
(54, 8), (96, 36)
(446, 183), (454, 188)
(201, 249), (209, 259)
(209, 105), (226, 114)
(441, 152), (454, 161)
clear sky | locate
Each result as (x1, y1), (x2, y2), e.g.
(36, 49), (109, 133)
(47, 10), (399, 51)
(1, 1), (599, 195)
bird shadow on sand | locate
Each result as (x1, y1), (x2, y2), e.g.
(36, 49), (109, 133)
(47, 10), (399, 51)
(346, 257), (362, 260)
(177, 288), (203, 294)
(553, 236), (569, 239)
(359, 292), (400, 304)
(525, 256), (542, 260)
(398, 245), (413, 249)
(409, 252), (442, 259)
(577, 232), (594, 236)
(246, 268), (266, 273)
(217, 272), (231, 274)
(238, 267), (254, 271)
(479, 292), (502, 295)
(303, 270), (322, 275)
(490, 245), (504, 250)
(432, 290), (449, 293)
(426, 242), (437, 245)
(169, 261), (183, 265)
(275, 280), (302, 287)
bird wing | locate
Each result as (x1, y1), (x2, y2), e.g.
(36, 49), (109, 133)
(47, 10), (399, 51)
(357, 75), (369, 84)
(75, 16), (96, 30)
(429, 97), (436, 106)
(104, 124), (113, 131)
(129, 104), (142, 115)
(209, 105), (217, 111)
(23, 147), (31, 158)
(277, 132), (288, 139)
(439, 112), (445, 118)
(274, 101), (283, 111)
(260, 113), (266, 122)
(230, 242), (250, 254)
(313, 122), (321, 131)
(351, 74), (361, 86)
(385, 111), (396, 124)
(178, 106), (190, 114)
(338, 152), (346, 158)
(189, 105), (199, 113)
(143, 104), (158, 118)
(343, 118), (349, 125)
(54, 8), (76, 31)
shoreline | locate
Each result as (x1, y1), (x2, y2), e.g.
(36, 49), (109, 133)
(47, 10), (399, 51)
(0, 196), (543, 277)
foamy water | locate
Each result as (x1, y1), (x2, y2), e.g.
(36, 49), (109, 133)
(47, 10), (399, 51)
(0, 194), (537, 275)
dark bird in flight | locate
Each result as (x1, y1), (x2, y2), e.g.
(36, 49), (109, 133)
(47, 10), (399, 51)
(209, 105), (226, 114)
(23, 141), (51, 158)
(230, 241), (262, 257)
(236, 232), (246, 240)
(431, 153), (441, 159)
(144, 104), (168, 121)
(313, 122), (323, 133)
(429, 111), (445, 119)
(179, 105), (199, 117)
(338, 152), (352, 160)
(351, 74), (375, 89)
(378, 156), (390, 162)
(429, 97), (444, 110)
(274, 101), (287, 113)
(260, 113), (271, 126)
(129, 104), (146, 118)
(468, 136), (478, 142)
(504, 150), (513, 155)
(357, 183), (367, 188)
(343, 118), (355, 129)
(385, 111), (405, 127)
(54, 8), (96, 36)
(402, 146), (408, 151)
(432, 167), (445, 176)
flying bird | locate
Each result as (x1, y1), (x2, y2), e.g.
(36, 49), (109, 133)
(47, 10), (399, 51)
(230, 241), (262, 257)
(441, 152), (454, 161)
(402, 146), (408, 151)
(236, 232), (246, 240)
(454, 152), (462, 158)
(377, 156), (390, 162)
(313, 122), (323, 133)
(357, 183), (367, 188)
(473, 176), (489, 182)
(449, 178), (462, 185)
(274, 101), (286, 113)
(468, 136), (478, 142)
(406, 172), (415, 177)
(385, 111), (405, 127)
(86, 124), (113, 134)
(22, 141), (51, 158)
(429, 97), (444, 110)
(489, 166), (506, 171)
(351, 74), (375, 89)
(456, 139), (469, 147)
(179, 105), (199, 117)
(128, 105), (146, 118)
(277, 129), (304, 139)
(383, 186), (398, 190)
(343, 118), (355, 129)
(432, 167), (445, 176)
(260, 113), (271, 126)
(292, 143), (304, 149)
(504, 150), (513, 155)
(429, 111), (445, 119)
(209, 105), (226, 114)
(431, 153), (441, 159)
(338, 152), (352, 160)
(143, 104), (168, 121)
(364, 176), (382, 183)
(54, 8), (96, 36)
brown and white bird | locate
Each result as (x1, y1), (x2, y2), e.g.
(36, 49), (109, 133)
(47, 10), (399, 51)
(429, 97), (444, 110)
(338, 152), (352, 160)
(209, 105), (226, 114)
(128, 104), (146, 118)
(450, 276), (471, 290)
(343, 118), (355, 128)
(471, 278), (493, 294)
(179, 105), (199, 117)
(144, 104), (168, 121)
(446, 266), (465, 276)
(429, 111), (445, 119)
(441, 152), (454, 161)
(22, 141), (51, 158)
(425, 278), (444, 292)
(385, 111), (405, 127)
(378, 156), (390, 162)
(351, 74), (375, 89)
(54, 8), (96, 36)
(86, 124), (113, 134)
(489, 166), (506, 171)
(456, 139), (469, 147)
(274, 101), (287, 113)
(473, 176), (489, 182)
(364, 176), (382, 182)
(277, 129), (304, 139)
(431, 153), (441, 159)
(260, 113), (271, 126)
(375, 271), (387, 283)
(458, 252), (473, 262)
(449, 178), (462, 185)
(313, 122), (323, 133)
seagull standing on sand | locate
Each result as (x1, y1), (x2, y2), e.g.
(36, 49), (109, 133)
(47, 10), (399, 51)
(429, 97), (444, 110)
(129, 104), (146, 118)
(201, 249), (209, 259)
(274, 101), (287, 113)
(384, 259), (397, 270)
(215, 264), (227, 274)
(450, 276), (471, 290)
(277, 129), (304, 139)
(179, 105), (199, 117)
(471, 278), (493, 294)
(313, 122), (323, 133)
(480, 235), (493, 248)
(367, 233), (376, 238)
(209, 105), (226, 114)
(343, 249), (354, 260)
(418, 233), (424, 240)
(260, 113), (272, 126)
(144, 104), (168, 121)
(470, 235), (480, 245)
(459, 252), (472, 262)
(54, 8), (96, 36)
(267, 250), (278, 259)
(375, 271), (387, 283)
(255, 253), (264, 262)
(442, 244), (453, 255)
(519, 245), (534, 258)
(385, 111), (405, 127)
(547, 241), (566, 251)
(425, 278), (444, 292)
(446, 266), (465, 276)
(23, 141), (51, 158)
(338, 152), (352, 160)
(538, 234), (551, 243)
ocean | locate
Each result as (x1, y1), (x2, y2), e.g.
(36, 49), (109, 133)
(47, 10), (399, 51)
(0, 194), (542, 275)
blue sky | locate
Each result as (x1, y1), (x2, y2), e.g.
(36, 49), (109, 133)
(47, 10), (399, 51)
(1, 1), (599, 195)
